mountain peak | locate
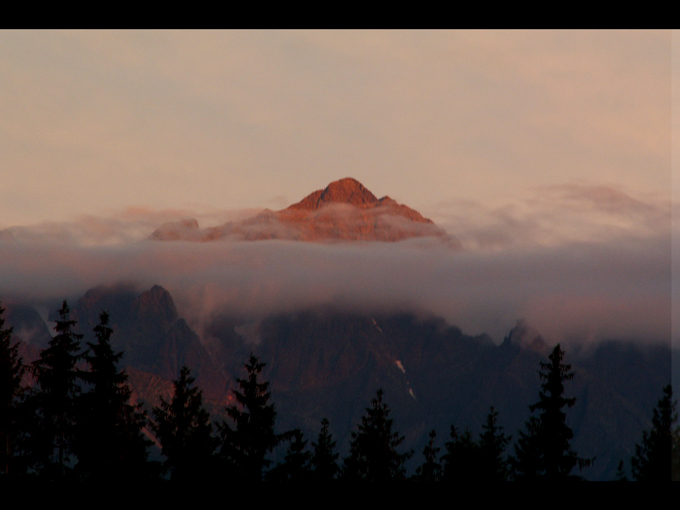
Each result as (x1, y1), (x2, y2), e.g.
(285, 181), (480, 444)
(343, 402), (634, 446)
(149, 177), (456, 243)
(133, 285), (178, 326)
(287, 177), (379, 211)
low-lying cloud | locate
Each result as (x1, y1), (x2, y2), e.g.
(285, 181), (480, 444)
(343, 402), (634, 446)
(432, 183), (671, 251)
(0, 183), (673, 347)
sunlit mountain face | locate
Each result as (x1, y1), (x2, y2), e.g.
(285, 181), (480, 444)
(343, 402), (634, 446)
(149, 177), (455, 244)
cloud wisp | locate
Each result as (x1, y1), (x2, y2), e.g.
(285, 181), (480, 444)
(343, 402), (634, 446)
(0, 183), (672, 347)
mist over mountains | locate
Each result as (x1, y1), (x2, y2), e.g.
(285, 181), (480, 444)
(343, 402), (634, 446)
(149, 177), (452, 243)
(3, 280), (670, 481)
(0, 178), (671, 347)
(0, 177), (674, 480)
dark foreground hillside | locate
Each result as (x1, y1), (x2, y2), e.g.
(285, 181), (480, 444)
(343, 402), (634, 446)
(3, 285), (671, 481)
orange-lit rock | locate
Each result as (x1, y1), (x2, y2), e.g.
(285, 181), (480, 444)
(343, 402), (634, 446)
(151, 177), (453, 243)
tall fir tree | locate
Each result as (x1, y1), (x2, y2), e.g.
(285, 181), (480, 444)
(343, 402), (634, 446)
(674, 406), (680, 481)
(510, 344), (592, 481)
(74, 311), (150, 481)
(152, 364), (217, 482)
(0, 303), (25, 476)
(266, 429), (311, 481)
(441, 425), (481, 482)
(218, 354), (287, 482)
(414, 429), (442, 482)
(29, 300), (83, 479)
(310, 418), (339, 481)
(509, 415), (543, 480)
(478, 406), (511, 481)
(631, 384), (676, 481)
(341, 388), (412, 481)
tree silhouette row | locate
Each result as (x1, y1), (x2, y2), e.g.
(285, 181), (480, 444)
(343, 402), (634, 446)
(0, 301), (676, 482)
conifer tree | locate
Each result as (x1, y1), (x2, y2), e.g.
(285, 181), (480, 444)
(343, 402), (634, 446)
(29, 300), (83, 479)
(74, 311), (150, 481)
(509, 415), (543, 480)
(0, 303), (25, 476)
(341, 388), (412, 481)
(266, 429), (311, 481)
(510, 344), (592, 481)
(310, 417), (339, 481)
(414, 429), (442, 482)
(533, 344), (578, 479)
(674, 414), (680, 481)
(631, 384), (676, 481)
(152, 365), (217, 482)
(218, 354), (286, 482)
(441, 425), (481, 482)
(478, 406), (510, 481)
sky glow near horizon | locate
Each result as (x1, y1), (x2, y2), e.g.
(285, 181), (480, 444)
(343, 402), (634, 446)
(0, 30), (676, 347)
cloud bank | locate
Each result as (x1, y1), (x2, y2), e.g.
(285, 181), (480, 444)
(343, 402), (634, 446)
(0, 183), (672, 348)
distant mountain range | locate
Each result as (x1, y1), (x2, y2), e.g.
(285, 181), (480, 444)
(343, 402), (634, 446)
(149, 177), (454, 243)
(5, 283), (671, 481)
(2, 177), (672, 481)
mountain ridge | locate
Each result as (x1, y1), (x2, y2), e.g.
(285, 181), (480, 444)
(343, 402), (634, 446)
(3, 283), (670, 480)
(287, 177), (380, 211)
(150, 177), (452, 243)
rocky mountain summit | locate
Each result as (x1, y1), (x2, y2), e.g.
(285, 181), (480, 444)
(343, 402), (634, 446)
(150, 177), (452, 243)
(287, 177), (381, 210)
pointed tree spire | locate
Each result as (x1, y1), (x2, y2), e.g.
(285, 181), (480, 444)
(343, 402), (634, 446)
(310, 417), (339, 481)
(152, 365), (217, 482)
(218, 353), (286, 482)
(510, 344), (593, 480)
(29, 300), (83, 479)
(74, 310), (150, 481)
(631, 384), (677, 481)
(0, 303), (26, 476)
(441, 425), (481, 482)
(266, 428), (311, 481)
(341, 388), (412, 481)
(478, 406), (511, 481)
(414, 429), (442, 482)
(509, 415), (543, 480)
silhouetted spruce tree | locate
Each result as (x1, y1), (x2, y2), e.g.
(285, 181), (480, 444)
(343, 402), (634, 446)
(674, 411), (680, 481)
(0, 303), (26, 476)
(478, 406), (510, 481)
(74, 311), (150, 481)
(310, 417), (339, 481)
(631, 384), (676, 481)
(509, 415), (543, 480)
(341, 388), (412, 481)
(414, 429), (442, 482)
(152, 365), (217, 482)
(28, 301), (83, 479)
(267, 429), (311, 481)
(510, 344), (592, 481)
(219, 354), (287, 482)
(441, 425), (481, 482)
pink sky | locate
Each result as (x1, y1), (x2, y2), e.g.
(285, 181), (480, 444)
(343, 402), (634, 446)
(0, 30), (673, 227)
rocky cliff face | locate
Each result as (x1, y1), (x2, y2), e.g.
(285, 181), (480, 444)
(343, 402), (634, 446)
(287, 177), (380, 211)
(4, 284), (670, 480)
(199, 304), (669, 480)
(68, 284), (229, 403)
(150, 177), (454, 243)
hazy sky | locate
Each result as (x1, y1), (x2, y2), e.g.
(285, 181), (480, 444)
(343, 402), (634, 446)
(0, 30), (676, 347)
(0, 30), (672, 226)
